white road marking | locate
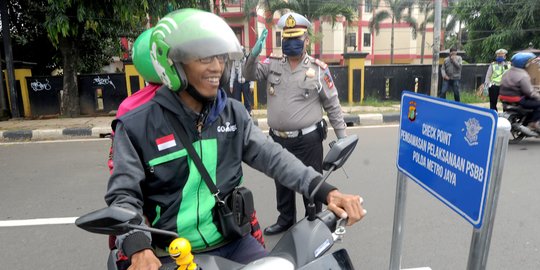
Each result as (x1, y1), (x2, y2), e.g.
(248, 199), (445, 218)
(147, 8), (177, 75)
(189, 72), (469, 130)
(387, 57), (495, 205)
(0, 138), (108, 145)
(0, 217), (78, 227)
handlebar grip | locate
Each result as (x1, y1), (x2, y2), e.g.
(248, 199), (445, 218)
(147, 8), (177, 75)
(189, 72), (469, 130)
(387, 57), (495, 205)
(316, 210), (339, 231)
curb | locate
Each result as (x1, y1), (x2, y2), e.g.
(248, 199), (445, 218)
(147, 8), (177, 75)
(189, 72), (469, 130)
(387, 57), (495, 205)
(0, 113), (400, 142)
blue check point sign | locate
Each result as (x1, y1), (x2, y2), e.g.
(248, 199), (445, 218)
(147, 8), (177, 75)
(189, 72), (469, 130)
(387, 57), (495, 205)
(397, 92), (498, 228)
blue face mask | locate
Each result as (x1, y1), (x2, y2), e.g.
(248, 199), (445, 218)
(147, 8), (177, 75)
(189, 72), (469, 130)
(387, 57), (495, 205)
(496, 56), (505, 63)
(282, 38), (305, 56)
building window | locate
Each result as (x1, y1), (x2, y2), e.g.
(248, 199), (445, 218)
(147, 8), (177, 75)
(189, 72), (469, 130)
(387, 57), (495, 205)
(365, 0), (372, 13)
(363, 33), (371, 47)
(346, 33), (356, 47)
(276, 32), (282, 47)
(224, 0), (240, 5)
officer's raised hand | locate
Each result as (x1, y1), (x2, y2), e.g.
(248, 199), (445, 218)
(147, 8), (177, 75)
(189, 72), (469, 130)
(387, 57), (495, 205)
(251, 28), (268, 57)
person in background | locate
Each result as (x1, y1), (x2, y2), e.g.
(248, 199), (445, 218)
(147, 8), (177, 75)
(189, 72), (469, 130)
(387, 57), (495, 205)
(105, 9), (366, 270)
(229, 47), (255, 116)
(439, 47), (463, 102)
(243, 12), (348, 236)
(483, 48), (510, 111)
(499, 52), (540, 131)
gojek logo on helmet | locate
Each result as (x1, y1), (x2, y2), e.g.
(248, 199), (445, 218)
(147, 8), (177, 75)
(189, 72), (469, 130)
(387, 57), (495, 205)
(150, 17), (180, 90)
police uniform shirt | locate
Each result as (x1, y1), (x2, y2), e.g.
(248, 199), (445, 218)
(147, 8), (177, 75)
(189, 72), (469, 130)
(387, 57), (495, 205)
(484, 61), (510, 87)
(244, 54), (346, 136)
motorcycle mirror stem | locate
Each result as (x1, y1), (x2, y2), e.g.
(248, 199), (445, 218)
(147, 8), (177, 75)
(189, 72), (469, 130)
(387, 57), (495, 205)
(128, 224), (179, 239)
(307, 164), (337, 221)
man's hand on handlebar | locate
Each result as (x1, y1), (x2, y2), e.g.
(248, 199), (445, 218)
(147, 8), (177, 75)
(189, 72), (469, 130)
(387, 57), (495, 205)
(326, 190), (366, 226)
(129, 249), (162, 270)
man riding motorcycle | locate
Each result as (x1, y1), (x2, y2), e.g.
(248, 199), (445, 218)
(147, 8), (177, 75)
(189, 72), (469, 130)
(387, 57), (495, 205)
(105, 8), (366, 270)
(499, 52), (540, 131)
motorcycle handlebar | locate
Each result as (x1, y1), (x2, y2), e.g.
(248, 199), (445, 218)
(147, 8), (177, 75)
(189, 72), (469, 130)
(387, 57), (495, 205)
(317, 209), (346, 232)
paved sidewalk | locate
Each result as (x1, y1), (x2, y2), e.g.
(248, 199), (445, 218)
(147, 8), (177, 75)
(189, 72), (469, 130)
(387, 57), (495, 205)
(0, 102), (493, 142)
(0, 104), (404, 141)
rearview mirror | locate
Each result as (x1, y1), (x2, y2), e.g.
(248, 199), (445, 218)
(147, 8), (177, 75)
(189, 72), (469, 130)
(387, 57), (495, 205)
(75, 206), (141, 236)
(322, 135), (358, 171)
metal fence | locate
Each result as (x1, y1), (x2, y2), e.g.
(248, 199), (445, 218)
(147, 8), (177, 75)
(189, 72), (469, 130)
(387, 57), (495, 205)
(21, 64), (489, 117)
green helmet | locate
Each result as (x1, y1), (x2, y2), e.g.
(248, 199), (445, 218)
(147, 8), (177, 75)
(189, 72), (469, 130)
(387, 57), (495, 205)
(150, 9), (243, 91)
(132, 28), (161, 83)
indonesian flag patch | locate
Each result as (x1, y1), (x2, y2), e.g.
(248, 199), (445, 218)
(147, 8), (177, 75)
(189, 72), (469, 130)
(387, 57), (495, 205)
(156, 134), (176, 151)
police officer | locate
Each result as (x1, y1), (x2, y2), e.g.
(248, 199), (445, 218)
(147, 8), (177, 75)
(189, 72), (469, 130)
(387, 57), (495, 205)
(483, 48), (510, 111)
(243, 12), (348, 235)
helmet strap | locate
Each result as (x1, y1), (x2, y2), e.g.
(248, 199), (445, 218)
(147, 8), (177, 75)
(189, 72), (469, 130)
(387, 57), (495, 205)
(185, 84), (216, 105)
(172, 63), (189, 92)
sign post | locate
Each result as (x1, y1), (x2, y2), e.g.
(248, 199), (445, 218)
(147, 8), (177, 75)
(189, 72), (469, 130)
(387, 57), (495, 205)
(467, 118), (510, 269)
(390, 91), (509, 270)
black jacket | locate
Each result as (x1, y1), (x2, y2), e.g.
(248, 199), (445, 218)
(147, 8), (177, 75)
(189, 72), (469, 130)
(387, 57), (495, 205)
(105, 86), (335, 255)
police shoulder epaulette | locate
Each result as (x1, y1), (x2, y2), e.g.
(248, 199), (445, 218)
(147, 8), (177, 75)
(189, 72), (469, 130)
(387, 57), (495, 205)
(313, 58), (328, 70)
(269, 55), (285, 63)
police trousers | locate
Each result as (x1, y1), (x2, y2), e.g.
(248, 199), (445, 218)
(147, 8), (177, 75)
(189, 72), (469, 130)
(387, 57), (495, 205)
(269, 127), (323, 226)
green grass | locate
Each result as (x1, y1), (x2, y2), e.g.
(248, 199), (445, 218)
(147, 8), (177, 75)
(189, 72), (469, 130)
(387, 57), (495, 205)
(255, 90), (486, 110)
(458, 91), (486, 103)
(362, 96), (401, 106)
(343, 90), (486, 107)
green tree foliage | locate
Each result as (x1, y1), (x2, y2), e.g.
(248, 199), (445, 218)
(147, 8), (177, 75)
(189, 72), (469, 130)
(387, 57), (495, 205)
(455, 0), (540, 63)
(9, 0), (207, 117)
(42, 0), (194, 116)
(414, 0), (433, 63)
(414, 0), (459, 63)
(1, 1), (58, 75)
(368, 0), (417, 64)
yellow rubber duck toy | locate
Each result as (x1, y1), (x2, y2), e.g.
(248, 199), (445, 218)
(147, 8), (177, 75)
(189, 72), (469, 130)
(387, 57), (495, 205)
(168, 238), (197, 270)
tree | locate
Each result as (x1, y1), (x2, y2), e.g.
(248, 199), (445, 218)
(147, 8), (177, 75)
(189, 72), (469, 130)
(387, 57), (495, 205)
(455, 0), (540, 63)
(416, 0), (433, 64)
(1, 1), (57, 75)
(43, 0), (215, 117)
(368, 0), (417, 64)
(3, 0), (211, 117)
(441, 1), (460, 50)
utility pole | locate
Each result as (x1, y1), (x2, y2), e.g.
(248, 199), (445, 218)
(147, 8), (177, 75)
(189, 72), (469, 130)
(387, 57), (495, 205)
(430, 0), (442, 97)
(0, 43), (7, 118)
(1, 0), (20, 118)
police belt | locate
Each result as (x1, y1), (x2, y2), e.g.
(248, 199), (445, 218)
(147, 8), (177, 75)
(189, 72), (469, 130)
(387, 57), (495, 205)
(270, 122), (319, 138)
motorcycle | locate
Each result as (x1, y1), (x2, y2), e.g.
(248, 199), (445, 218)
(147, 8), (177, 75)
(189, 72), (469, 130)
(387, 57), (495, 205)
(76, 135), (359, 270)
(500, 100), (540, 143)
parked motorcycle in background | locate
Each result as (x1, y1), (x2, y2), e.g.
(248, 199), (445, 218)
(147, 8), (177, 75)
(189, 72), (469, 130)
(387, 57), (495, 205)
(76, 135), (359, 270)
